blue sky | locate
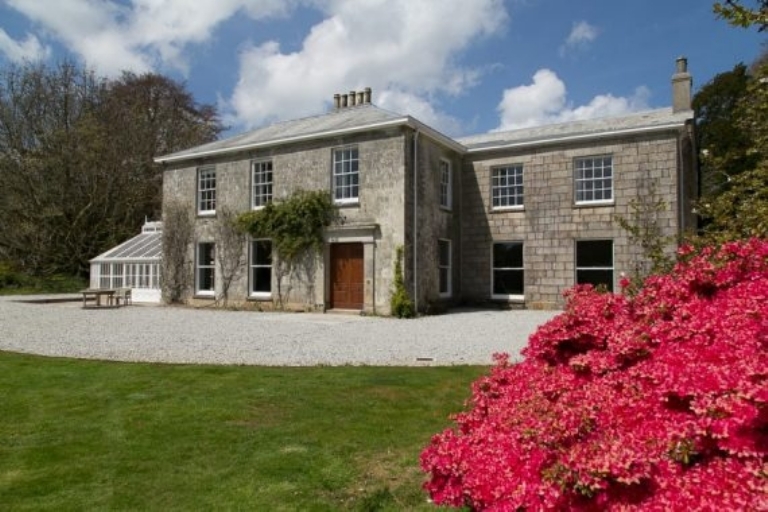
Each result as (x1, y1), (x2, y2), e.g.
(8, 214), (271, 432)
(0, 0), (765, 137)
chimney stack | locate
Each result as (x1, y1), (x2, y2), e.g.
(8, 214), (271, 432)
(332, 88), (373, 110)
(672, 56), (692, 112)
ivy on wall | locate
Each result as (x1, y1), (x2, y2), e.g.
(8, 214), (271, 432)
(237, 190), (338, 308)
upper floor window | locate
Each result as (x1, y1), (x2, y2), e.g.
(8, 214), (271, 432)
(575, 156), (613, 204)
(252, 160), (273, 209)
(439, 159), (452, 210)
(333, 147), (359, 204)
(492, 164), (524, 209)
(197, 167), (216, 215)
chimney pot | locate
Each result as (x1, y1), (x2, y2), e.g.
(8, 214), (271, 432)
(357, 91), (364, 105)
(333, 93), (341, 109)
(364, 87), (372, 104)
(341, 94), (348, 107)
(349, 90), (357, 106)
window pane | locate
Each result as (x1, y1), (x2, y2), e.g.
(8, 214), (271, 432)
(253, 268), (271, 293)
(493, 242), (523, 268)
(576, 270), (613, 292)
(493, 270), (524, 295)
(576, 240), (612, 267)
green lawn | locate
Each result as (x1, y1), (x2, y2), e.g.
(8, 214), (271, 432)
(0, 351), (484, 511)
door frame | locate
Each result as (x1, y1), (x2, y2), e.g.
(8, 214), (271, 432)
(324, 224), (379, 314)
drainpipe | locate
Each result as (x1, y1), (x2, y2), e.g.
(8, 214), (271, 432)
(413, 130), (420, 313)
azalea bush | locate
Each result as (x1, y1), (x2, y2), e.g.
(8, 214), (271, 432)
(421, 239), (768, 510)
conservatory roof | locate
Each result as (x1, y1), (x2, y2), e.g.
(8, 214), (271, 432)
(90, 222), (162, 263)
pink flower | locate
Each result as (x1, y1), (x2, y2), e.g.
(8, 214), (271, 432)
(421, 238), (768, 510)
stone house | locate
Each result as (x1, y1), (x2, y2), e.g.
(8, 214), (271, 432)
(156, 58), (696, 314)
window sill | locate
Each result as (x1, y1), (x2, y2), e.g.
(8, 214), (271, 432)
(194, 293), (215, 299)
(197, 211), (216, 218)
(574, 200), (614, 208)
(248, 293), (272, 301)
(334, 199), (360, 208)
(491, 206), (524, 213)
(492, 294), (525, 302)
(439, 205), (453, 213)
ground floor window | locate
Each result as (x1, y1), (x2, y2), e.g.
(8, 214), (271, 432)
(576, 239), (614, 292)
(492, 242), (524, 298)
(196, 242), (215, 296)
(250, 240), (272, 297)
(438, 239), (451, 297)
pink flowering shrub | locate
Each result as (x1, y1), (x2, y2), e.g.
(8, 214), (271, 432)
(421, 239), (768, 511)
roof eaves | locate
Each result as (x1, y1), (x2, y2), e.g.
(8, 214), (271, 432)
(464, 120), (690, 154)
(155, 117), (414, 164)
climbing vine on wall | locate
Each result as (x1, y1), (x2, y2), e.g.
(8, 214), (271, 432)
(237, 190), (339, 307)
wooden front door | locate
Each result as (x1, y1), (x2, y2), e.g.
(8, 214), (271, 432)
(330, 243), (364, 310)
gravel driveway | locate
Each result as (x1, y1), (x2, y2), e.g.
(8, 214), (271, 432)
(0, 295), (560, 366)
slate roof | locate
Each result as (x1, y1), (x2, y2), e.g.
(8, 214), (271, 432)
(156, 104), (694, 164)
(457, 108), (694, 152)
(91, 223), (162, 262)
(156, 104), (413, 163)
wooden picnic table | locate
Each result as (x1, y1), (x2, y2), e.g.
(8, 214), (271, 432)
(81, 289), (116, 308)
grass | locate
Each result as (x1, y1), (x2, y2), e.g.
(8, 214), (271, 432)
(0, 351), (485, 511)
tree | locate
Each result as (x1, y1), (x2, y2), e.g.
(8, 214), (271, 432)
(697, 59), (768, 241)
(714, 0), (768, 30)
(692, 63), (757, 196)
(0, 61), (223, 277)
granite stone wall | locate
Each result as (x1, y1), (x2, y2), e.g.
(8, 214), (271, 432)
(460, 129), (693, 309)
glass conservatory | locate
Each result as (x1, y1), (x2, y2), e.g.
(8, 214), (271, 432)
(89, 221), (162, 303)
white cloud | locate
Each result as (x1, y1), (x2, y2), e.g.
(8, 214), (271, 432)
(559, 20), (598, 57)
(495, 68), (650, 131)
(6, 0), (508, 133)
(377, 89), (462, 136)
(3, 0), (295, 75)
(226, 0), (508, 132)
(0, 29), (50, 62)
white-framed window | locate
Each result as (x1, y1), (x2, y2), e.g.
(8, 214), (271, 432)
(197, 167), (216, 215)
(98, 263), (123, 289)
(576, 239), (614, 292)
(438, 239), (451, 298)
(333, 147), (359, 204)
(196, 242), (215, 296)
(574, 156), (613, 204)
(250, 240), (272, 297)
(99, 263), (111, 289)
(439, 159), (452, 210)
(251, 160), (273, 209)
(492, 164), (524, 209)
(492, 242), (524, 299)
